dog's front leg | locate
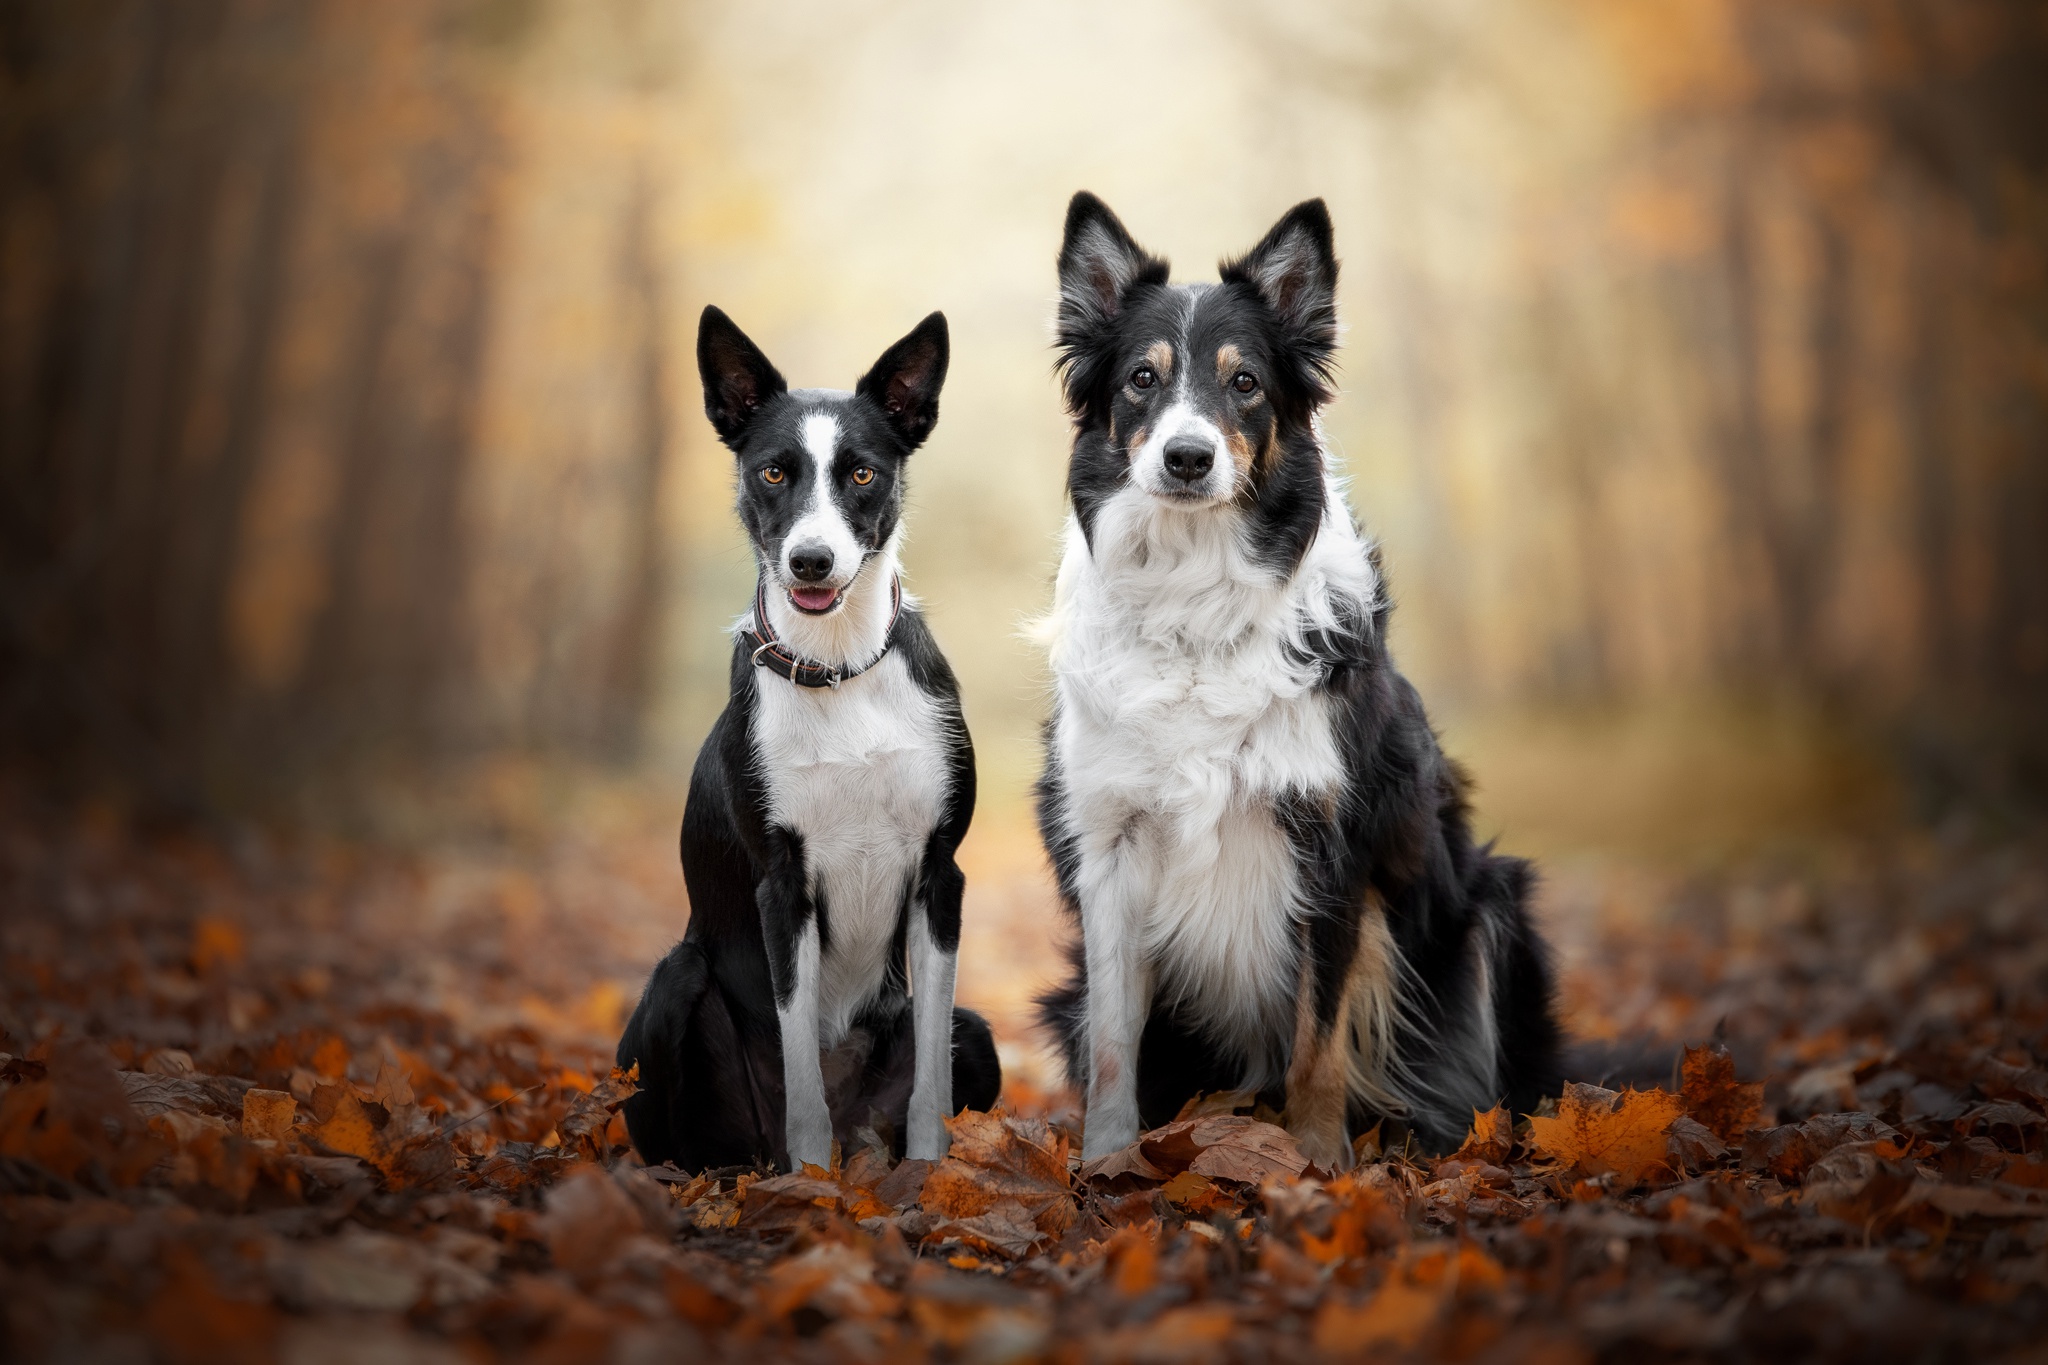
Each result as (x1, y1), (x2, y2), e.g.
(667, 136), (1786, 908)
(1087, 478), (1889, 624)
(1078, 845), (1152, 1161)
(759, 840), (832, 1171)
(904, 839), (961, 1160)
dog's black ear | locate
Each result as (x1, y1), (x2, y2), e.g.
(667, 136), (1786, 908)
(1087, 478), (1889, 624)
(697, 305), (787, 445)
(856, 311), (949, 449)
(1055, 192), (1168, 414)
(1221, 200), (1339, 376)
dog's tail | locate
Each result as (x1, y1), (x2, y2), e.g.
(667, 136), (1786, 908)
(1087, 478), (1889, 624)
(1034, 938), (1090, 1094)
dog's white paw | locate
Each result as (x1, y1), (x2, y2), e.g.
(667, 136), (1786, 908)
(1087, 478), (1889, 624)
(905, 1106), (950, 1162)
(785, 1107), (834, 1172)
(1291, 1121), (1357, 1173)
(1080, 1105), (1141, 1162)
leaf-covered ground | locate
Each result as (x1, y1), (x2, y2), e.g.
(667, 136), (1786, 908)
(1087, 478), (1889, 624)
(2, 781), (2045, 1363)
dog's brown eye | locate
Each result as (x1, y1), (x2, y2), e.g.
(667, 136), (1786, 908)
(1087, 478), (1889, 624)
(1232, 372), (1258, 394)
(1130, 366), (1156, 390)
(851, 466), (875, 486)
(762, 465), (784, 484)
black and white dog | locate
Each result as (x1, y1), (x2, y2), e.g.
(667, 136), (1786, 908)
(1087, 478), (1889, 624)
(617, 306), (1000, 1173)
(1035, 194), (1561, 1165)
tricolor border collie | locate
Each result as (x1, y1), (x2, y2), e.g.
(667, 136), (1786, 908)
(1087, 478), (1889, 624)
(618, 306), (1000, 1172)
(1035, 194), (1561, 1166)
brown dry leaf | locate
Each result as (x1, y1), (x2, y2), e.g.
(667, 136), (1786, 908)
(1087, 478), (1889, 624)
(919, 1111), (1075, 1235)
(924, 1202), (1052, 1260)
(1173, 1088), (1260, 1120)
(556, 1063), (638, 1162)
(1741, 1112), (1900, 1182)
(303, 1088), (385, 1167)
(541, 1166), (648, 1280)
(759, 1242), (900, 1321)
(1161, 1169), (1237, 1215)
(1453, 1106), (1515, 1165)
(1312, 1276), (1443, 1352)
(1681, 1044), (1765, 1142)
(1138, 1115), (1309, 1184)
(1666, 1114), (1729, 1170)
(1107, 1224), (1160, 1295)
(241, 1088), (296, 1142)
(1078, 1141), (1169, 1184)
(1527, 1083), (1684, 1184)
(740, 1173), (843, 1230)
(1298, 1173), (1404, 1265)
(874, 1157), (934, 1208)
(1094, 1304), (1237, 1362)
(663, 1257), (745, 1329)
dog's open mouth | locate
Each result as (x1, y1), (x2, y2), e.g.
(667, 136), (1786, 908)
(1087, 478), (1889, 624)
(787, 585), (843, 615)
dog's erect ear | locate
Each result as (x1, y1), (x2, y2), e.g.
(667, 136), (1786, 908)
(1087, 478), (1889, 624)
(856, 311), (949, 449)
(1057, 193), (1166, 327)
(1055, 192), (1169, 414)
(1221, 199), (1339, 360)
(697, 305), (787, 445)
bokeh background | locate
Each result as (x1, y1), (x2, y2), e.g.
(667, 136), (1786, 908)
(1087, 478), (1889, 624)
(4, 0), (2046, 1083)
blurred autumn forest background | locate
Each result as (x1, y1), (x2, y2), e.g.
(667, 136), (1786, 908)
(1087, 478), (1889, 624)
(2, 0), (2046, 1003)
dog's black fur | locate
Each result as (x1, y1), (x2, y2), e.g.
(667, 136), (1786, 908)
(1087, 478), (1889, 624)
(617, 308), (1000, 1172)
(1034, 194), (1562, 1155)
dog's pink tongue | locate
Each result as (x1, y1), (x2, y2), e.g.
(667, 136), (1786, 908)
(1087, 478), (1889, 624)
(789, 585), (838, 612)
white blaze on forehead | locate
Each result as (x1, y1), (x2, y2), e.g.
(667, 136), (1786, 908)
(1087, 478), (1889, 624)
(800, 412), (840, 470)
(781, 409), (862, 585)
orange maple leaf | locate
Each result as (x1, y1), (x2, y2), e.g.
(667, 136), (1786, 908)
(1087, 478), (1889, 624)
(1526, 1083), (1683, 1184)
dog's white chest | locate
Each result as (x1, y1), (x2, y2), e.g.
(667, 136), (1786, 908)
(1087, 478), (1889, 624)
(1047, 491), (1370, 1074)
(753, 652), (949, 1042)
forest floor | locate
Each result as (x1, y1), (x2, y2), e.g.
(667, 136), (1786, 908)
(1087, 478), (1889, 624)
(2, 774), (2046, 1364)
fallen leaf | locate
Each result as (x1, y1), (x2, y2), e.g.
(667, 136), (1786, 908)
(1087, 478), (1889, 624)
(1453, 1106), (1515, 1165)
(1312, 1276), (1442, 1352)
(1527, 1084), (1683, 1185)
(740, 1173), (843, 1230)
(1681, 1044), (1765, 1142)
(241, 1088), (296, 1142)
(1161, 1169), (1236, 1215)
(925, 1202), (1053, 1260)
(874, 1157), (934, 1208)
(1666, 1114), (1729, 1170)
(1138, 1115), (1310, 1184)
(1107, 1225), (1160, 1295)
(919, 1112), (1074, 1235)
(1741, 1112), (1901, 1182)
(542, 1166), (651, 1280)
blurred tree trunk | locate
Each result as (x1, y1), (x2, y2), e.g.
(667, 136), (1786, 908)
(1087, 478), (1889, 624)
(0, 0), (679, 812)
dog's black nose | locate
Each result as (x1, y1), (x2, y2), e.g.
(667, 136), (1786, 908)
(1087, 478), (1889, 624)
(1162, 439), (1214, 483)
(787, 543), (834, 582)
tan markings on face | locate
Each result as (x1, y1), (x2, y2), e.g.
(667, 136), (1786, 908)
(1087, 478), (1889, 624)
(1144, 340), (1175, 383)
(1215, 343), (1243, 387)
(1222, 424), (1256, 488)
(1124, 424), (1148, 455)
(1252, 409), (1283, 478)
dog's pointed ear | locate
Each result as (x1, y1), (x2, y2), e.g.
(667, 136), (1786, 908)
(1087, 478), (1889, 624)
(1055, 192), (1168, 413)
(697, 305), (787, 446)
(1222, 199), (1339, 358)
(856, 311), (949, 450)
(1058, 192), (1168, 330)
